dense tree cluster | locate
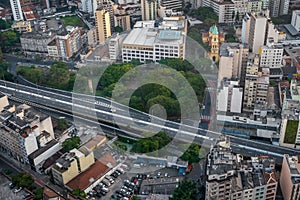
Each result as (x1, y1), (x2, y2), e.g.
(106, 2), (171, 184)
(170, 180), (198, 200)
(131, 131), (171, 153)
(0, 30), (20, 52)
(180, 143), (206, 164)
(17, 62), (75, 90)
(62, 136), (81, 152)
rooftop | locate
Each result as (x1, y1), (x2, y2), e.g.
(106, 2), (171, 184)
(66, 160), (110, 191)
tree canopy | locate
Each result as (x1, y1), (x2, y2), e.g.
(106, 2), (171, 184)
(62, 136), (81, 151)
(170, 180), (198, 200)
(180, 143), (206, 164)
(12, 173), (34, 189)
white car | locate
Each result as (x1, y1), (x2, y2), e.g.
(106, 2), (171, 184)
(14, 187), (22, 193)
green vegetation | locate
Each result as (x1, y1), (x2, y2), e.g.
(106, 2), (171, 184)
(284, 120), (299, 144)
(2, 168), (12, 175)
(131, 131), (171, 153)
(17, 62), (75, 91)
(61, 15), (87, 28)
(0, 19), (11, 30)
(12, 173), (35, 190)
(34, 187), (44, 200)
(0, 62), (14, 81)
(57, 118), (68, 131)
(114, 141), (128, 151)
(72, 189), (87, 198)
(225, 26), (237, 42)
(62, 136), (81, 151)
(180, 143), (206, 164)
(170, 180), (198, 200)
(118, 135), (137, 144)
(189, 7), (218, 26)
(270, 80), (277, 87)
(0, 30), (20, 52)
(271, 14), (291, 25)
(114, 26), (123, 33)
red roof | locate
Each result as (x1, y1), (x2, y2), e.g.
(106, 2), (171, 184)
(66, 160), (110, 191)
(99, 153), (116, 167)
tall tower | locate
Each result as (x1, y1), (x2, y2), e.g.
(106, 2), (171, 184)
(141, 0), (158, 21)
(10, 0), (24, 21)
(209, 25), (220, 62)
(95, 8), (111, 44)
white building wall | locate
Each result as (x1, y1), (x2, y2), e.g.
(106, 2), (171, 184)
(10, 0), (24, 21)
(292, 10), (300, 32)
(230, 87), (243, 113)
(217, 87), (229, 112)
(24, 133), (39, 156)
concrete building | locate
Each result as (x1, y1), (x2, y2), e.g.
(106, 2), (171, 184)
(95, 8), (111, 44)
(267, 22), (286, 44)
(52, 146), (95, 186)
(248, 12), (268, 53)
(122, 28), (184, 63)
(141, 0), (158, 20)
(241, 13), (251, 44)
(109, 33), (126, 61)
(247, 0), (263, 13)
(218, 43), (249, 86)
(21, 31), (56, 56)
(54, 26), (83, 60)
(243, 55), (270, 112)
(0, 98), (56, 164)
(160, 0), (183, 12)
(259, 44), (283, 68)
(269, 0), (289, 17)
(217, 80), (243, 113)
(11, 21), (32, 33)
(280, 154), (300, 200)
(206, 137), (277, 200)
(291, 10), (300, 32)
(203, 0), (235, 24)
(114, 14), (131, 31)
(232, 0), (248, 22)
(9, 0), (24, 21)
(87, 28), (97, 48)
(80, 0), (93, 14)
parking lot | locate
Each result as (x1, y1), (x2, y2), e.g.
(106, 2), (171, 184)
(0, 174), (30, 200)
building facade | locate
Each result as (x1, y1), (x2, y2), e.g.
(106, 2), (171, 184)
(141, 0), (158, 20)
(10, 0), (24, 21)
(248, 12), (267, 53)
(95, 8), (111, 44)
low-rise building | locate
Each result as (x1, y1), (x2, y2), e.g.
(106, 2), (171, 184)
(122, 28), (185, 63)
(11, 21), (32, 33)
(206, 137), (277, 200)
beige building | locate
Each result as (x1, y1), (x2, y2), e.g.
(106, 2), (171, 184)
(114, 14), (131, 31)
(259, 44), (284, 68)
(141, 0), (158, 20)
(11, 21), (32, 33)
(218, 43), (249, 87)
(280, 154), (300, 200)
(52, 147), (95, 186)
(95, 8), (112, 44)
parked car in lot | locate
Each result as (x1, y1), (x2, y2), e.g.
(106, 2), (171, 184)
(14, 187), (22, 193)
(8, 182), (15, 189)
(102, 179), (111, 187)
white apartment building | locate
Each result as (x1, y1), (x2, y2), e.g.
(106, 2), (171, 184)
(217, 80), (243, 113)
(248, 12), (267, 53)
(291, 10), (300, 32)
(141, 0), (158, 20)
(259, 44), (283, 68)
(10, 0), (24, 21)
(203, 0), (235, 24)
(232, 0), (248, 21)
(160, 0), (183, 11)
(247, 0), (263, 13)
(80, 0), (93, 14)
(109, 33), (126, 60)
(122, 28), (184, 63)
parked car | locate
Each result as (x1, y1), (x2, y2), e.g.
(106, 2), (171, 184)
(8, 182), (15, 189)
(14, 187), (22, 193)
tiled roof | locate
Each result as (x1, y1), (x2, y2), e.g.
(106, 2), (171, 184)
(66, 160), (110, 191)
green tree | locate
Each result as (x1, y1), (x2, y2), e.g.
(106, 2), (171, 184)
(0, 19), (11, 30)
(62, 136), (81, 151)
(12, 173), (34, 189)
(181, 143), (201, 164)
(72, 188), (86, 198)
(170, 180), (198, 200)
(34, 187), (44, 200)
(114, 26), (123, 33)
(57, 118), (68, 131)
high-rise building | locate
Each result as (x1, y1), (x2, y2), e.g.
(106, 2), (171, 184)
(291, 10), (300, 32)
(259, 44), (283, 68)
(80, 0), (94, 14)
(247, 0), (263, 13)
(217, 80), (243, 113)
(218, 43), (249, 87)
(10, 0), (24, 21)
(141, 0), (158, 20)
(243, 55), (270, 112)
(248, 12), (267, 53)
(95, 8), (111, 44)
(206, 137), (277, 200)
(280, 154), (300, 200)
(269, 0), (290, 17)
